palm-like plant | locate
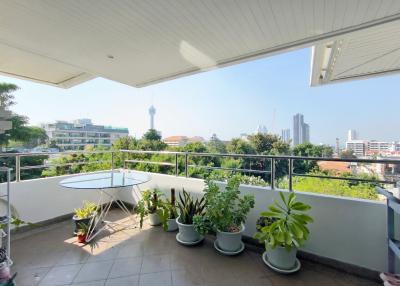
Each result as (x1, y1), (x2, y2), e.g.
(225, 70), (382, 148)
(177, 189), (205, 224)
(254, 192), (313, 251)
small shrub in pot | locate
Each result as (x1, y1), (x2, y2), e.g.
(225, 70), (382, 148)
(158, 188), (179, 231)
(136, 189), (164, 227)
(254, 192), (313, 271)
(194, 176), (255, 253)
(73, 201), (97, 235)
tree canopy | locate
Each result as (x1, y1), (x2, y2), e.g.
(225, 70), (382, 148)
(0, 83), (48, 148)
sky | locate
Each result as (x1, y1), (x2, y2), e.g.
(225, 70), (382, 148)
(2, 47), (400, 146)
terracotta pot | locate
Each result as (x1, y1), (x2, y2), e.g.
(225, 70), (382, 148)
(77, 233), (87, 243)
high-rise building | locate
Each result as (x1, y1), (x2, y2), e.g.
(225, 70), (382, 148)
(293, 113), (310, 145)
(149, 105), (156, 129)
(346, 140), (366, 157)
(348, 129), (358, 141)
(281, 129), (290, 143)
(303, 123), (310, 143)
(256, 125), (268, 134)
(42, 119), (129, 151)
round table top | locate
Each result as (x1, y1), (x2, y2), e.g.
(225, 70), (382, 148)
(59, 170), (151, 189)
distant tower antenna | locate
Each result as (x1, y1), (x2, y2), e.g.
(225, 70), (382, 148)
(149, 105), (156, 130)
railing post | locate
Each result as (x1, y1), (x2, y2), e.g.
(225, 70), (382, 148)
(111, 151), (115, 172)
(270, 158), (275, 189)
(6, 167), (10, 257)
(175, 153), (179, 176)
(122, 151), (126, 169)
(185, 153), (188, 178)
(15, 155), (20, 182)
(288, 158), (293, 191)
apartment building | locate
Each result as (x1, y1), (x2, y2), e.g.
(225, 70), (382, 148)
(163, 136), (204, 147)
(42, 119), (129, 150)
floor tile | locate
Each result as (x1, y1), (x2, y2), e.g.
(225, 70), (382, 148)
(105, 275), (140, 286)
(10, 210), (381, 286)
(108, 257), (142, 278)
(141, 254), (171, 273)
(39, 264), (82, 285)
(71, 280), (106, 286)
(116, 243), (143, 259)
(172, 269), (203, 286)
(86, 245), (119, 263)
(13, 266), (50, 286)
(139, 271), (172, 286)
(56, 249), (90, 265)
(73, 261), (113, 283)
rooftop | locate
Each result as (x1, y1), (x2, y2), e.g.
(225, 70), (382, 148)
(12, 210), (379, 286)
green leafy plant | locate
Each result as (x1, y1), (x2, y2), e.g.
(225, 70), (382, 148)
(74, 201), (97, 219)
(158, 188), (178, 231)
(194, 176), (255, 234)
(135, 189), (164, 228)
(254, 192), (313, 251)
(177, 189), (205, 225)
(77, 222), (90, 235)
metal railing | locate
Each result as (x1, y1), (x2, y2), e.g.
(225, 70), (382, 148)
(0, 150), (114, 182)
(1, 149), (400, 190)
(119, 150), (400, 190)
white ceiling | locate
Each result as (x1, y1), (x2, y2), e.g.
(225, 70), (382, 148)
(311, 19), (400, 86)
(1, 0), (400, 88)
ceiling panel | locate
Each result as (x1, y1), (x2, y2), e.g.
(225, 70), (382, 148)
(311, 19), (400, 86)
(0, 0), (400, 88)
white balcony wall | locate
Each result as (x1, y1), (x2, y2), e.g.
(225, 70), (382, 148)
(0, 173), (114, 224)
(120, 172), (390, 272)
(0, 171), (391, 272)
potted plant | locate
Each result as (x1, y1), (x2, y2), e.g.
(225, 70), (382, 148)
(158, 188), (178, 232)
(254, 192), (313, 272)
(194, 176), (255, 254)
(136, 189), (164, 227)
(73, 201), (97, 235)
(76, 223), (89, 243)
(0, 247), (10, 284)
(176, 189), (205, 244)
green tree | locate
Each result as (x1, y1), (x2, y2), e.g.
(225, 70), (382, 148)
(207, 133), (226, 153)
(0, 83), (18, 107)
(292, 143), (334, 174)
(340, 149), (357, 159)
(143, 129), (162, 141)
(248, 133), (281, 154)
(0, 83), (48, 148)
(140, 129), (166, 151)
(226, 138), (255, 154)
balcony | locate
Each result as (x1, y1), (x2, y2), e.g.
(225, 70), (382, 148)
(12, 209), (379, 286)
(1, 150), (395, 285)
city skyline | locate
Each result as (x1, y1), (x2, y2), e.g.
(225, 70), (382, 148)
(2, 48), (400, 145)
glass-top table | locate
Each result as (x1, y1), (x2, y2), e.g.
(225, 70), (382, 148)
(59, 170), (151, 242)
(60, 171), (150, 189)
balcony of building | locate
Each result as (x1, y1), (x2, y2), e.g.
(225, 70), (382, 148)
(1, 150), (397, 285)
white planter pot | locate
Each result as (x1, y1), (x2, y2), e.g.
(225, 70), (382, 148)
(176, 216), (200, 242)
(148, 213), (161, 226)
(216, 224), (245, 252)
(167, 218), (178, 232)
(266, 246), (297, 270)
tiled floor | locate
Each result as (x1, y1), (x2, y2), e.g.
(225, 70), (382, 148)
(11, 211), (380, 286)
